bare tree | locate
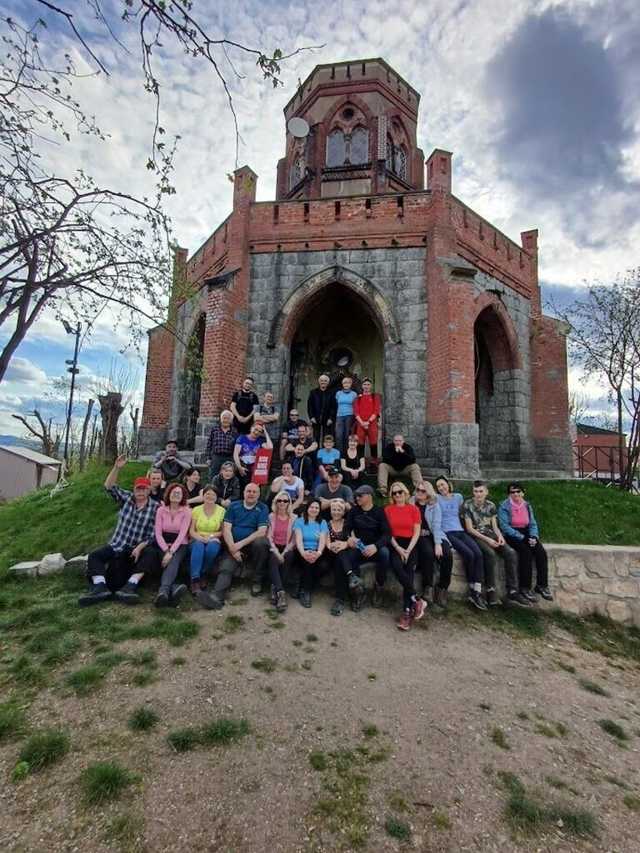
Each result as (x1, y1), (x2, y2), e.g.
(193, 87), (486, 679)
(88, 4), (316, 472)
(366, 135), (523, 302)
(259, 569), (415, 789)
(11, 408), (61, 456)
(568, 391), (590, 427)
(78, 397), (94, 470)
(0, 4), (320, 383)
(553, 270), (640, 490)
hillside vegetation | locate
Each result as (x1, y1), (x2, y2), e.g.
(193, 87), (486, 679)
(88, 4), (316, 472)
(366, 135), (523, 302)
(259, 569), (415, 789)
(0, 466), (638, 578)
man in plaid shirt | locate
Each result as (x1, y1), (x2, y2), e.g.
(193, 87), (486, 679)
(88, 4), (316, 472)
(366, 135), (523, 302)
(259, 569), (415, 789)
(78, 455), (163, 607)
(206, 410), (238, 478)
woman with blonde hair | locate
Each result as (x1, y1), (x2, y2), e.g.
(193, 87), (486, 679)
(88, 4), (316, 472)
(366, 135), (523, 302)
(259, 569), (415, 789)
(267, 490), (296, 612)
(384, 481), (425, 631)
(411, 481), (453, 609)
(323, 497), (364, 617)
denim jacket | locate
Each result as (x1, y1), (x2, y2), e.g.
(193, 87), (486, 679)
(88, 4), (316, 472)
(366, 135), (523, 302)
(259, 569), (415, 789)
(410, 498), (450, 546)
(497, 498), (540, 541)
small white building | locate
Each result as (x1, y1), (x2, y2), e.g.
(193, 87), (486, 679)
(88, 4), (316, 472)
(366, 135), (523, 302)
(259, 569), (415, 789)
(0, 445), (62, 501)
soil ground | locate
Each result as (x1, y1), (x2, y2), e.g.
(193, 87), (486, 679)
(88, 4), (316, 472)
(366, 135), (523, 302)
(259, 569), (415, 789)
(1, 586), (639, 853)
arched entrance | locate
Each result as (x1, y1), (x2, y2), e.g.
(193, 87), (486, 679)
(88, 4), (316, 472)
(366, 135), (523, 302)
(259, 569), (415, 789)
(288, 283), (384, 412)
(474, 304), (522, 462)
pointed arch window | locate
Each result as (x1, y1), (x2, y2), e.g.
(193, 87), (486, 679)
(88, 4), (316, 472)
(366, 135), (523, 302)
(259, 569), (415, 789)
(349, 126), (369, 164)
(386, 137), (408, 181)
(326, 128), (346, 167)
(326, 125), (369, 167)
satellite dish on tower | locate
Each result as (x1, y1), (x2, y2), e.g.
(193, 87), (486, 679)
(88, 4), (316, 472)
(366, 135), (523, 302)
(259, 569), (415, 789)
(287, 117), (310, 138)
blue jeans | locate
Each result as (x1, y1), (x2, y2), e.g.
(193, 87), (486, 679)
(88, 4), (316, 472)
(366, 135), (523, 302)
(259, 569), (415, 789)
(335, 415), (354, 453)
(446, 530), (483, 585)
(348, 544), (390, 587)
(189, 540), (222, 581)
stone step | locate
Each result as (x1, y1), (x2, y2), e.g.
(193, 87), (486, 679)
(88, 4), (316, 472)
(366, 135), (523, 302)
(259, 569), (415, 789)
(480, 468), (572, 481)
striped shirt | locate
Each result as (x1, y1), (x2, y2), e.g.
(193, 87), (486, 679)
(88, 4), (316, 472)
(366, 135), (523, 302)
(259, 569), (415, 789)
(106, 486), (158, 553)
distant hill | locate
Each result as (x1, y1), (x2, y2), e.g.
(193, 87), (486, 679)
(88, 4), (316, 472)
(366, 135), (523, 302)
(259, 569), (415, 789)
(0, 434), (41, 451)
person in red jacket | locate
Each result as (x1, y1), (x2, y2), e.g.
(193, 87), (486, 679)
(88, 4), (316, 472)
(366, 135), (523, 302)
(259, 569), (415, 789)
(353, 378), (381, 462)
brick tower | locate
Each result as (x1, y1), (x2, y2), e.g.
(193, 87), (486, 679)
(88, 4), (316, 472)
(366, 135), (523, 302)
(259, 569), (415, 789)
(139, 58), (572, 478)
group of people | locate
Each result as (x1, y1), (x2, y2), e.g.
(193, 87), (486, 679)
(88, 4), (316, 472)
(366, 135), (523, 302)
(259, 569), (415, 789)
(78, 374), (552, 630)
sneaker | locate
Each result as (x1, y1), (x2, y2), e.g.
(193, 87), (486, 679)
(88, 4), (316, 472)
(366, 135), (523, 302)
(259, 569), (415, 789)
(468, 589), (488, 611)
(434, 588), (448, 610)
(250, 582), (263, 597)
(485, 588), (500, 607)
(78, 582), (112, 608)
(196, 588), (222, 610)
(397, 611), (412, 631)
(412, 598), (426, 621)
(275, 589), (287, 613)
(154, 588), (170, 608)
(423, 586), (434, 604)
(534, 585), (554, 601)
(299, 590), (312, 608)
(371, 584), (385, 608)
(115, 581), (141, 605)
(348, 572), (363, 591)
(190, 579), (202, 597)
(522, 589), (538, 603)
(507, 590), (532, 608)
(270, 584), (277, 606)
(169, 583), (188, 607)
(331, 598), (345, 617)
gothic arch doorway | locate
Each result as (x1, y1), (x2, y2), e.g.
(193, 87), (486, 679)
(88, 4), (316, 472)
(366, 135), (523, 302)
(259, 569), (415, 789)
(287, 283), (385, 415)
(474, 305), (521, 462)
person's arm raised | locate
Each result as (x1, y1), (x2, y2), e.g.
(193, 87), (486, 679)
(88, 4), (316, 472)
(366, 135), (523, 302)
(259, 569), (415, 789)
(104, 454), (127, 489)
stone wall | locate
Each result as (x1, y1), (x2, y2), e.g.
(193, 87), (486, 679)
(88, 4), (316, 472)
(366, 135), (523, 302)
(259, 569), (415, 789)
(442, 543), (640, 626)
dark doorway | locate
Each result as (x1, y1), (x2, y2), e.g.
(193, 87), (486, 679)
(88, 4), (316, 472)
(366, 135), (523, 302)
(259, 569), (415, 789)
(289, 283), (384, 415)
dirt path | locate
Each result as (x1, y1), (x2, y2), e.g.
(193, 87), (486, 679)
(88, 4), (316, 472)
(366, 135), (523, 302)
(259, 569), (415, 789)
(1, 592), (639, 852)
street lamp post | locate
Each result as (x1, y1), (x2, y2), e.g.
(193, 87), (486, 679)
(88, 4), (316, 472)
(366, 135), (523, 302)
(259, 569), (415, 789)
(62, 320), (81, 466)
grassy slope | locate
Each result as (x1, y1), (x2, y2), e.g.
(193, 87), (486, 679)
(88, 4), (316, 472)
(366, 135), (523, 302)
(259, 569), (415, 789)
(0, 468), (638, 578)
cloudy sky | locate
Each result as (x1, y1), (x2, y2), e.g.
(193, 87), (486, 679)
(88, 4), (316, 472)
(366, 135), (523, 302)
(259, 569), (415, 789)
(2, 0), (639, 438)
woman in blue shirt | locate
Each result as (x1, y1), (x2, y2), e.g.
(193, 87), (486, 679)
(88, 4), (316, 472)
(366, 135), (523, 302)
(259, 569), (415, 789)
(435, 476), (486, 611)
(334, 376), (358, 453)
(293, 498), (328, 608)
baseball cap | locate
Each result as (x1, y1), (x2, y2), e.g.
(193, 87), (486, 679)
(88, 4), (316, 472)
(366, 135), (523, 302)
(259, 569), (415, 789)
(134, 477), (151, 489)
(354, 484), (374, 496)
(220, 460), (235, 470)
(327, 465), (340, 475)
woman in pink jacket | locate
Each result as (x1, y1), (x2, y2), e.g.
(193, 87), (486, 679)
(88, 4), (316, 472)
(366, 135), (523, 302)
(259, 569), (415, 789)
(153, 483), (192, 607)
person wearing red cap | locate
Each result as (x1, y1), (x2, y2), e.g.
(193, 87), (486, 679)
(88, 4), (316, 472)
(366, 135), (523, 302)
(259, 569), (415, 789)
(79, 455), (161, 607)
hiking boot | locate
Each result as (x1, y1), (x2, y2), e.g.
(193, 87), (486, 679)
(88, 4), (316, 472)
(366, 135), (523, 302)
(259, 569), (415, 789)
(190, 579), (202, 597)
(434, 587), (448, 610)
(169, 583), (188, 607)
(422, 585), (434, 604)
(507, 590), (531, 608)
(412, 598), (426, 621)
(351, 585), (365, 612)
(78, 582), (112, 608)
(299, 589), (312, 608)
(468, 589), (488, 611)
(289, 581), (301, 600)
(154, 588), (170, 608)
(196, 588), (221, 610)
(275, 589), (287, 613)
(115, 582), (141, 605)
(348, 572), (363, 591)
(485, 588), (500, 607)
(331, 598), (345, 617)
(397, 611), (412, 631)
(522, 589), (538, 603)
(534, 585), (554, 601)
(250, 581), (263, 597)
(371, 584), (385, 608)
(270, 584), (277, 606)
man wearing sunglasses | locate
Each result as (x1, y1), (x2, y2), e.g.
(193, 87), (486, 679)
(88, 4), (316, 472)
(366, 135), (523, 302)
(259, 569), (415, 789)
(345, 484), (391, 607)
(497, 483), (553, 602)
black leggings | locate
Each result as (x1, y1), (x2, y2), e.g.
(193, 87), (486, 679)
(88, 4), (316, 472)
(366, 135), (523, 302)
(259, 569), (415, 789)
(321, 549), (358, 601)
(268, 545), (296, 592)
(415, 535), (453, 590)
(294, 551), (331, 592)
(504, 527), (549, 590)
(389, 536), (418, 611)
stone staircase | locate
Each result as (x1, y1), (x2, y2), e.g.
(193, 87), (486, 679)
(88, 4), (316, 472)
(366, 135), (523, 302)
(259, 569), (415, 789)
(478, 461), (572, 482)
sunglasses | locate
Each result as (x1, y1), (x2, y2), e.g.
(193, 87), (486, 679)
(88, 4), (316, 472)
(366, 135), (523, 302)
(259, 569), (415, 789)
(509, 489), (523, 495)
(275, 498), (290, 504)
(391, 491), (404, 496)
(416, 488), (427, 493)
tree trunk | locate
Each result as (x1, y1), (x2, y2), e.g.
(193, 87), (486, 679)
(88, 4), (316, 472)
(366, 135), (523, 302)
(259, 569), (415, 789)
(78, 399), (95, 471)
(617, 390), (625, 489)
(98, 392), (124, 464)
(130, 406), (140, 458)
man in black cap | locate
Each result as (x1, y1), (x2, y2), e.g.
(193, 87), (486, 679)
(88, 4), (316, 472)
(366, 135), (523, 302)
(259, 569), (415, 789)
(314, 467), (354, 516)
(345, 484), (391, 607)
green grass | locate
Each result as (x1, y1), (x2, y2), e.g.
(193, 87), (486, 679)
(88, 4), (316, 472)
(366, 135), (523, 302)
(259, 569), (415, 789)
(19, 729), (70, 772)
(547, 610), (640, 662)
(362, 724), (379, 738)
(623, 794), (640, 811)
(251, 657), (278, 673)
(598, 719), (629, 742)
(309, 750), (328, 771)
(0, 700), (27, 743)
(223, 615), (245, 634)
(167, 717), (250, 753)
(0, 461), (148, 576)
(432, 810), (451, 830)
(385, 815), (411, 840)
(491, 727), (510, 750)
(497, 771), (596, 838)
(578, 678), (610, 696)
(80, 761), (137, 805)
(104, 811), (145, 852)
(127, 707), (159, 732)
